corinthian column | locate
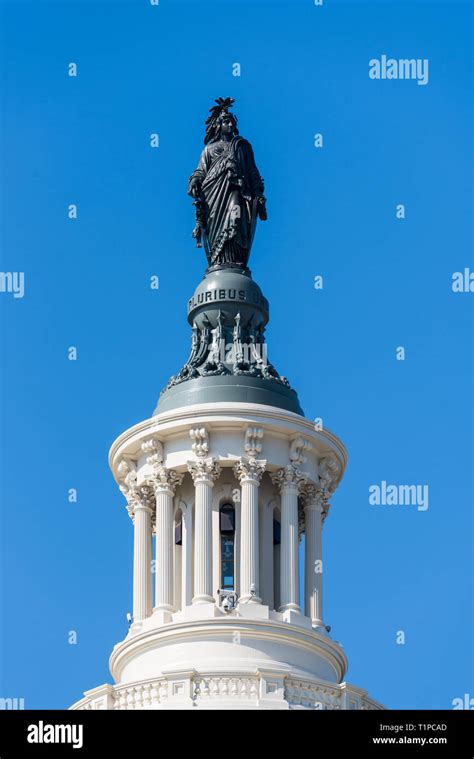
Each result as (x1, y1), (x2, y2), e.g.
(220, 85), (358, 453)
(187, 458), (221, 604)
(127, 487), (154, 623)
(117, 459), (154, 625)
(150, 466), (183, 614)
(234, 457), (266, 603)
(301, 483), (327, 628)
(271, 465), (307, 613)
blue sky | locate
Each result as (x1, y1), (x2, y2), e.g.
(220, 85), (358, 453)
(0, 0), (472, 710)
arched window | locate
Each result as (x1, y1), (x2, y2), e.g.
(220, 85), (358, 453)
(220, 503), (235, 590)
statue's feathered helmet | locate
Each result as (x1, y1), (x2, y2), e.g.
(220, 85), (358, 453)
(204, 97), (239, 145)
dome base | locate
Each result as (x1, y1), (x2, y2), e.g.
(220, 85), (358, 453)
(70, 611), (383, 711)
(155, 374), (304, 415)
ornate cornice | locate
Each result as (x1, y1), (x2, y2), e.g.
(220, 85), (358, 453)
(318, 453), (342, 497)
(289, 436), (312, 467)
(109, 404), (348, 478)
(141, 438), (163, 470)
(189, 427), (209, 457)
(244, 426), (264, 459)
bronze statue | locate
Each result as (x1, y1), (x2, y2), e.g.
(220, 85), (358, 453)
(157, 98), (300, 411)
(188, 98), (267, 270)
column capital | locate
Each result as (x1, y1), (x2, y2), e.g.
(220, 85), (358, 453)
(234, 457), (266, 485)
(301, 483), (331, 526)
(149, 466), (183, 496)
(187, 457), (221, 485)
(301, 483), (325, 509)
(271, 464), (308, 494)
(299, 484), (321, 538)
(137, 484), (155, 510)
(126, 486), (154, 522)
(117, 458), (155, 521)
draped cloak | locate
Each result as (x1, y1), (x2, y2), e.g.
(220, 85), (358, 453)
(189, 136), (265, 267)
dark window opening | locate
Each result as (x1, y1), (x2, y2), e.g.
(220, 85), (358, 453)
(220, 503), (235, 589)
(273, 518), (281, 545)
(220, 503), (235, 533)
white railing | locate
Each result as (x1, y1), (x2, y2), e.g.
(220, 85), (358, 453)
(73, 673), (383, 711)
(193, 675), (259, 700)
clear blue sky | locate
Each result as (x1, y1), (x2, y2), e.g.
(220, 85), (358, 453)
(0, 0), (472, 710)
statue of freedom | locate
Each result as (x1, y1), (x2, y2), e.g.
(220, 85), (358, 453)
(188, 98), (267, 270)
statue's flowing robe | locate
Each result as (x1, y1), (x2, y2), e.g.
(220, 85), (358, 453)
(190, 136), (264, 267)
